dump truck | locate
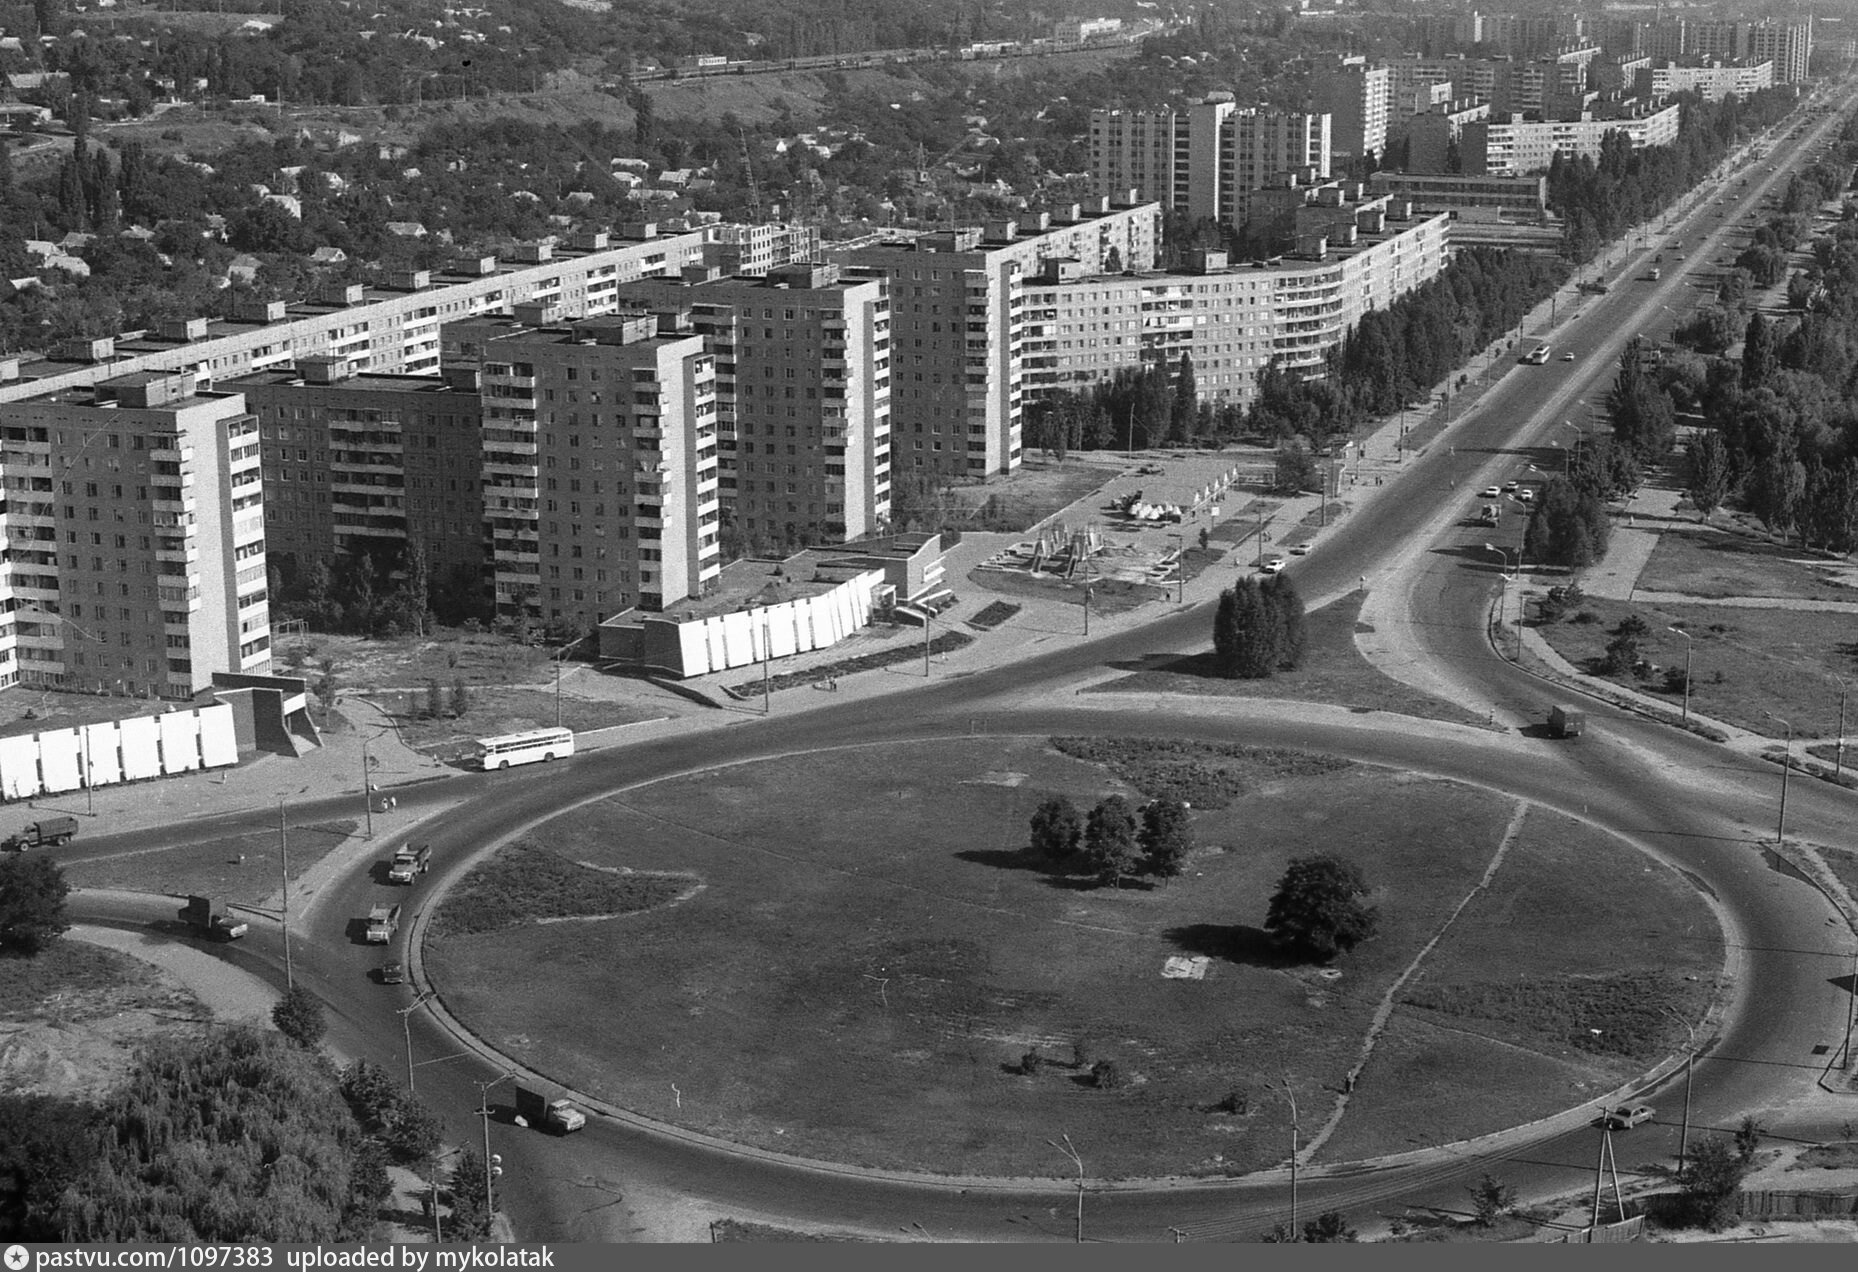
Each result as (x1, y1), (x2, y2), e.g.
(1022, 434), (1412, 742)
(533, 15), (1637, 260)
(386, 842), (432, 885)
(1479, 504), (1501, 527)
(178, 895), (248, 941)
(365, 903), (401, 944)
(1548, 705), (1586, 739)
(2, 815), (79, 851)
(515, 1085), (586, 1134)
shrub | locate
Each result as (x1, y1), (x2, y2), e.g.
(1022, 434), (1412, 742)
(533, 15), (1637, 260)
(1019, 1050), (1044, 1076)
(1090, 1059), (1126, 1090)
(1216, 1087), (1250, 1115)
(271, 984), (327, 1048)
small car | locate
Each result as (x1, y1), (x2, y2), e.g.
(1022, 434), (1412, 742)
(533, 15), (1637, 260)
(1260, 557), (1287, 574)
(1503, 480), (1519, 492)
(1560, 352), (1576, 362)
(1481, 486), (1502, 498)
(1517, 488), (1535, 502)
(1289, 543), (1311, 556)
(1602, 1104), (1655, 1130)
(378, 961), (406, 985)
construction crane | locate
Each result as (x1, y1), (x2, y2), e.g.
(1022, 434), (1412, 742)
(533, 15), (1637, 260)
(738, 126), (761, 221)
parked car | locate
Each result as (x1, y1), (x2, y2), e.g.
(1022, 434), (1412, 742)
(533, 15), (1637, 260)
(1480, 486), (1502, 498)
(1289, 543), (1311, 556)
(378, 961), (405, 985)
(1517, 488), (1535, 502)
(1260, 557), (1287, 574)
(1560, 352), (1576, 362)
(1503, 480), (1519, 492)
(1602, 1104), (1655, 1130)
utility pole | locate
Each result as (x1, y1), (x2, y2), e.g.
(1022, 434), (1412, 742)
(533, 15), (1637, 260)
(1834, 674), (1848, 782)
(923, 610), (932, 678)
(1669, 627), (1692, 725)
(361, 736), (374, 839)
(397, 993), (432, 1095)
(475, 1074), (514, 1228)
(1661, 1007), (1697, 1173)
(279, 799), (293, 991)
(1765, 712), (1792, 843)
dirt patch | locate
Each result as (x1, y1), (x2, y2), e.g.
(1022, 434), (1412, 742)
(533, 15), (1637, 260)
(0, 942), (208, 1101)
(275, 630), (555, 692)
(428, 738), (1718, 1179)
(1088, 593), (1492, 729)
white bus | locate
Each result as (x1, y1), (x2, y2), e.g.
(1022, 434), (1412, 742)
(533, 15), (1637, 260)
(473, 726), (575, 770)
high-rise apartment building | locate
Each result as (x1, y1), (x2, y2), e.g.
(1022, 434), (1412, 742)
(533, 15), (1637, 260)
(2, 371), (269, 698)
(1685, 18), (1813, 82)
(615, 261), (892, 547)
(445, 313), (719, 628)
(1463, 102), (1682, 176)
(1310, 59), (1391, 161)
(835, 198), (1161, 480)
(233, 359), (487, 581)
(1089, 96), (1330, 223)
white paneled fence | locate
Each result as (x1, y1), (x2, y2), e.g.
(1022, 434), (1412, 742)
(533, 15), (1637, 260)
(0, 702), (237, 802)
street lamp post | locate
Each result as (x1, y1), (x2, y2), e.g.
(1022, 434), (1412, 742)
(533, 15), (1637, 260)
(360, 736), (374, 839)
(1484, 543), (1518, 660)
(1047, 1135), (1085, 1244)
(1764, 711), (1792, 844)
(475, 1073), (515, 1227)
(279, 798), (293, 991)
(1668, 627), (1693, 725)
(1834, 673), (1849, 782)
(397, 992), (434, 1095)
(1169, 532), (1184, 605)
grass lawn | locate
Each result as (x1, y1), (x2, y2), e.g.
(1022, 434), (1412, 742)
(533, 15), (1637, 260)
(428, 737), (1720, 1179)
(1634, 528), (1857, 601)
(1085, 593), (1492, 730)
(1315, 803), (1721, 1164)
(1823, 848), (1858, 913)
(1531, 596), (1857, 739)
(63, 818), (359, 909)
(368, 685), (660, 760)
(0, 687), (180, 742)
(0, 941), (200, 1024)
(914, 457), (1122, 534)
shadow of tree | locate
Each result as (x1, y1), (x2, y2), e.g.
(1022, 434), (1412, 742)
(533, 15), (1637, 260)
(1162, 922), (1300, 969)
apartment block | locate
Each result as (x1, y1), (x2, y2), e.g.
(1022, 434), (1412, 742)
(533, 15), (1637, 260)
(1089, 95), (1330, 223)
(444, 313), (719, 629)
(704, 222), (823, 277)
(1021, 192), (1449, 409)
(835, 198), (1162, 480)
(0, 226), (713, 408)
(1406, 100), (1492, 174)
(614, 261), (892, 546)
(1685, 18), (1813, 83)
(1643, 61), (1775, 102)
(1463, 103), (1682, 176)
(232, 359), (486, 580)
(1310, 59), (1391, 161)
(2, 371), (268, 698)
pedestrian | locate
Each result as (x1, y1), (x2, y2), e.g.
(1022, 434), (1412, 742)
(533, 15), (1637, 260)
(389, 795), (397, 810)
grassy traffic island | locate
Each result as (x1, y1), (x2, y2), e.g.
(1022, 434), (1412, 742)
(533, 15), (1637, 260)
(425, 737), (1723, 1179)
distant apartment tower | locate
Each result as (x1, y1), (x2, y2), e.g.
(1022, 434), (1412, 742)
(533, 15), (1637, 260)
(704, 222), (822, 276)
(1690, 18), (1813, 82)
(446, 313), (719, 628)
(615, 261), (893, 546)
(1089, 96), (1329, 223)
(1310, 58), (1391, 161)
(1644, 61), (1775, 102)
(232, 358), (486, 581)
(836, 199), (1161, 479)
(1, 371), (269, 698)
(1463, 103), (1682, 176)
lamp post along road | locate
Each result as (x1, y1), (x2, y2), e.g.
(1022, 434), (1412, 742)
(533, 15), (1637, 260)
(476, 1073), (515, 1227)
(1661, 1006), (1697, 1173)
(279, 799), (293, 991)
(1834, 673), (1848, 782)
(1669, 627), (1693, 726)
(360, 737), (374, 839)
(1764, 711), (1792, 844)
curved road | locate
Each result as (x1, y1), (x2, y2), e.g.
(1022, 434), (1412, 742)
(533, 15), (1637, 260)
(67, 83), (1858, 1241)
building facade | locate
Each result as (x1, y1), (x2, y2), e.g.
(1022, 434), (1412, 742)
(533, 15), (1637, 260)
(2, 372), (269, 698)
(1463, 103), (1682, 176)
(1311, 59), (1391, 161)
(1089, 96), (1331, 223)
(445, 313), (720, 629)
(835, 198), (1162, 479)
(615, 262), (893, 548)
(1644, 60), (1775, 101)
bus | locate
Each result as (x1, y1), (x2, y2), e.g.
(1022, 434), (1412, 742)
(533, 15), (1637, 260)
(473, 727), (575, 770)
(1524, 345), (1552, 365)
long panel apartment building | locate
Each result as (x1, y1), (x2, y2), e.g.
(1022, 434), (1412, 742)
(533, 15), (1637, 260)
(1, 371), (268, 697)
(1021, 191), (1450, 408)
(613, 261), (892, 549)
(834, 197), (1162, 479)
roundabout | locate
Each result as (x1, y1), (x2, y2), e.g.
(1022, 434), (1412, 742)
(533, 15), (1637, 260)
(423, 732), (1722, 1180)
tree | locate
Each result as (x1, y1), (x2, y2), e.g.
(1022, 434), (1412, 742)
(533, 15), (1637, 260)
(1685, 430), (1733, 521)
(1524, 475), (1612, 568)
(1678, 1136), (1749, 1230)
(446, 1148), (497, 1241)
(1469, 1173), (1515, 1227)
(1170, 352), (1198, 443)
(1274, 440), (1320, 493)
(339, 1059), (401, 1130)
(1742, 312), (1778, 388)
(1746, 447), (1807, 540)
(1301, 1210), (1358, 1242)
(1028, 795), (1083, 859)
(1264, 574), (1307, 669)
(1138, 798), (1194, 879)
(271, 983), (326, 1049)
(380, 1095), (443, 1166)
(425, 678), (443, 720)
(1212, 577), (1301, 679)
(1265, 854), (1378, 962)
(450, 678), (470, 718)
(0, 1094), (94, 1239)
(0, 854), (70, 955)
(1082, 796), (1140, 889)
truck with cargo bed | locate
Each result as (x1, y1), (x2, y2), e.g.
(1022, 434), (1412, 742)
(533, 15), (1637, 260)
(365, 903), (401, 943)
(1549, 705), (1586, 738)
(386, 842), (432, 884)
(515, 1085), (586, 1134)
(178, 895), (248, 941)
(2, 816), (79, 850)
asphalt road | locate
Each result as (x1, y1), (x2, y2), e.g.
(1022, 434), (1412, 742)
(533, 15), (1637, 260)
(64, 83), (1858, 1241)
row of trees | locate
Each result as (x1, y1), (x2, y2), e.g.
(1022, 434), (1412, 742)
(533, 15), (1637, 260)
(1029, 793), (1194, 888)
